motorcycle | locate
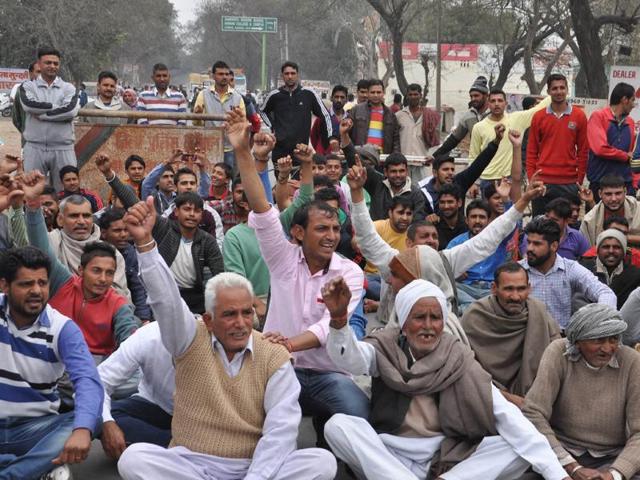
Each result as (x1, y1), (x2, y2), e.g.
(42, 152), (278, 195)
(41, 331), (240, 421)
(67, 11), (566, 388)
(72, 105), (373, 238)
(0, 96), (12, 117)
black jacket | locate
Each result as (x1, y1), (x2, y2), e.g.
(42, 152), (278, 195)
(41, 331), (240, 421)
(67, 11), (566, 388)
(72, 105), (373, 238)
(580, 257), (640, 308)
(260, 84), (332, 154)
(348, 102), (400, 154)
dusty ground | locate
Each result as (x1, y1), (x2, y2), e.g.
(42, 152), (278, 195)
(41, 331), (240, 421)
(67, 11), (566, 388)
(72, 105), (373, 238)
(0, 117), (21, 156)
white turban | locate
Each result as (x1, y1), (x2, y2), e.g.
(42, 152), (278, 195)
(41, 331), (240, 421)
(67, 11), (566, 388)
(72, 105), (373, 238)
(395, 279), (448, 329)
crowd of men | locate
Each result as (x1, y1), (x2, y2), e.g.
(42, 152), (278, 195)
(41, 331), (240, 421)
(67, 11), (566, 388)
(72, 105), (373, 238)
(2, 45), (640, 480)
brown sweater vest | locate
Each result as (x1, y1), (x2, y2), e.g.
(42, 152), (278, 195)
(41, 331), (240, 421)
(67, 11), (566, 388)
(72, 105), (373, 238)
(170, 322), (291, 458)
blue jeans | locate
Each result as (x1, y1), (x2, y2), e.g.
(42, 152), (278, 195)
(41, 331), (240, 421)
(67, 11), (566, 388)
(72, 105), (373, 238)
(349, 294), (368, 340)
(98, 395), (172, 448)
(0, 412), (75, 480)
(456, 281), (492, 313)
(295, 368), (370, 447)
(223, 150), (236, 174)
(365, 273), (381, 301)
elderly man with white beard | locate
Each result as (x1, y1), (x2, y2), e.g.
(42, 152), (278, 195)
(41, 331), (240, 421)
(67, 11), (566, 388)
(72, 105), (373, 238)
(323, 277), (571, 480)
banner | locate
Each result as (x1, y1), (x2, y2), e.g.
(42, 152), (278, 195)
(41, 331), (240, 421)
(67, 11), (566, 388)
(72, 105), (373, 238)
(609, 66), (640, 121)
(0, 68), (29, 93)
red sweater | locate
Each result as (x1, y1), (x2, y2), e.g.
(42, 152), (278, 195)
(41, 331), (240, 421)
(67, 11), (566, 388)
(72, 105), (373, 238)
(526, 104), (588, 184)
(49, 276), (129, 355)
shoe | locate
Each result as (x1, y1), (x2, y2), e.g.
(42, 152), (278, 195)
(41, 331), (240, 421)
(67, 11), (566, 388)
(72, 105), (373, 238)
(40, 464), (73, 480)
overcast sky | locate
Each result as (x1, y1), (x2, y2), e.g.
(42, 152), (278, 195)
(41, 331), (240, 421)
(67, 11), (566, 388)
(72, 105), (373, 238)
(170, 0), (200, 24)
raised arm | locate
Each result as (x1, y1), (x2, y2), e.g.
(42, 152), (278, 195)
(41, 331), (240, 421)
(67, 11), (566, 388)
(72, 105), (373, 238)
(124, 197), (197, 357)
(95, 155), (140, 208)
(508, 129), (524, 202)
(454, 124), (503, 193)
(274, 156), (294, 211)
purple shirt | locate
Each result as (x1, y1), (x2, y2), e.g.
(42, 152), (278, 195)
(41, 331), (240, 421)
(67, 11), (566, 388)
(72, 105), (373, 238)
(520, 226), (590, 261)
(248, 206), (364, 372)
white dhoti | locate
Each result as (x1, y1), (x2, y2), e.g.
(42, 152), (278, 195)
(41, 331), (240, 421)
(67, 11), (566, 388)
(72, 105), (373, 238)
(325, 413), (531, 480)
(117, 443), (336, 480)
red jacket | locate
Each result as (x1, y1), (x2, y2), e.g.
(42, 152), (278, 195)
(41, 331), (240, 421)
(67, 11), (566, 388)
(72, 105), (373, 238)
(526, 104), (588, 184)
(49, 276), (131, 355)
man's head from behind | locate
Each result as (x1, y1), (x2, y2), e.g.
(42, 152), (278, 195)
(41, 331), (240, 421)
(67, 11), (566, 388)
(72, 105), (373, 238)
(0, 247), (51, 325)
(406, 220), (438, 250)
(78, 241), (117, 298)
(203, 272), (254, 358)
(174, 167), (199, 194)
(492, 262), (530, 315)
(58, 195), (93, 240)
(174, 192), (203, 230)
(383, 154), (409, 190)
(524, 216), (561, 268)
(599, 175), (626, 212)
(388, 196), (414, 233)
(291, 200), (340, 265)
(596, 229), (627, 272)
(99, 208), (130, 251)
(438, 183), (463, 220)
(59, 165), (80, 193)
(544, 198), (572, 232)
(465, 200), (490, 236)
(433, 156), (455, 186)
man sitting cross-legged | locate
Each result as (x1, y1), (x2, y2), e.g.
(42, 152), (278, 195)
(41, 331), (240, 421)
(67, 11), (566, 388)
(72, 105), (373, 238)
(324, 277), (570, 480)
(116, 197), (336, 480)
(462, 262), (560, 408)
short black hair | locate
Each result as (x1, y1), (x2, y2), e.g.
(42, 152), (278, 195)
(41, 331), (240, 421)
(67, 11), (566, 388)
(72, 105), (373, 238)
(466, 199), (491, 218)
(482, 182), (498, 200)
(0, 247), (51, 284)
(407, 219), (436, 241)
(368, 79), (384, 89)
(393, 93), (402, 103)
(433, 155), (455, 170)
(152, 63), (169, 73)
(325, 154), (341, 164)
(356, 79), (370, 91)
(603, 215), (629, 230)
(546, 73), (567, 89)
(439, 182), (462, 201)
(213, 162), (233, 180)
(98, 208), (126, 230)
(383, 153), (408, 170)
(281, 61), (299, 73)
(610, 82), (635, 105)
(37, 47), (61, 59)
(494, 261), (528, 285)
(489, 88), (506, 100)
(407, 83), (422, 93)
(313, 175), (334, 189)
(599, 174), (626, 190)
(174, 191), (204, 210)
(41, 186), (58, 198)
(567, 193), (581, 207)
(291, 200), (338, 230)
(98, 70), (117, 83)
(59, 165), (79, 180)
(125, 155), (145, 170)
(331, 85), (348, 97)
(80, 241), (117, 268)
(231, 174), (242, 191)
(389, 195), (414, 212)
(174, 167), (197, 185)
(347, 93), (355, 101)
(28, 61), (38, 73)
(314, 187), (340, 204)
(212, 60), (230, 73)
(524, 216), (561, 245)
(545, 198), (572, 219)
(312, 154), (327, 166)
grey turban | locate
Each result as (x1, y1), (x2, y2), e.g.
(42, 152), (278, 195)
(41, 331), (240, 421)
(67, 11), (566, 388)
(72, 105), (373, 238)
(565, 303), (627, 359)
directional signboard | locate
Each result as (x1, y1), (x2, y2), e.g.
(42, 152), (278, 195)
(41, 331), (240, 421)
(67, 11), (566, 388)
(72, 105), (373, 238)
(221, 16), (278, 33)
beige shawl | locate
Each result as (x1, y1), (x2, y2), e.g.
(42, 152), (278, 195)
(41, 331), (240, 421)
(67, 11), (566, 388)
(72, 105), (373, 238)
(580, 196), (640, 245)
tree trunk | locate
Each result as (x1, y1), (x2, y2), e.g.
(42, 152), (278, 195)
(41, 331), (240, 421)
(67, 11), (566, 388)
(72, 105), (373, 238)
(569, 0), (609, 98)
(391, 26), (409, 95)
(493, 44), (521, 90)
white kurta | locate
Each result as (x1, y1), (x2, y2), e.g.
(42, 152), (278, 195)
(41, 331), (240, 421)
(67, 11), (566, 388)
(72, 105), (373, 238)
(325, 326), (569, 480)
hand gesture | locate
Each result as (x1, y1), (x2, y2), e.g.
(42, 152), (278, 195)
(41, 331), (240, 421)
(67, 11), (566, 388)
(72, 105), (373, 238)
(339, 117), (353, 136)
(52, 428), (91, 465)
(253, 132), (276, 160)
(522, 170), (546, 201)
(577, 183), (594, 205)
(423, 154), (434, 167)
(293, 143), (314, 164)
(322, 276), (352, 328)
(95, 154), (113, 177)
(277, 156), (293, 179)
(167, 149), (185, 167)
(570, 466), (607, 480)
(100, 421), (127, 460)
(495, 177), (511, 199)
(193, 104), (204, 114)
(262, 331), (289, 349)
(0, 154), (21, 175)
(493, 124), (506, 144)
(224, 107), (251, 152)
(123, 196), (157, 247)
(426, 213), (440, 224)
(0, 174), (24, 212)
(346, 159), (367, 191)
(508, 129), (522, 147)
(18, 170), (47, 201)
(192, 148), (204, 170)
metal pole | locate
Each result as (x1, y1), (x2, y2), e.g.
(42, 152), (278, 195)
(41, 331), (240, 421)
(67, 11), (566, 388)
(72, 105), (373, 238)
(261, 32), (267, 91)
(435, 0), (442, 113)
(77, 109), (226, 121)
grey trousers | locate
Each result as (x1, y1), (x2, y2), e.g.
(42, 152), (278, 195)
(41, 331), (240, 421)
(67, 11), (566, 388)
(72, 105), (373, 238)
(23, 143), (77, 192)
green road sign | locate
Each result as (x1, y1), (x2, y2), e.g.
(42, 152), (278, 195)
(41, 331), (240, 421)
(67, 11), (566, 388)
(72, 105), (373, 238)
(221, 16), (278, 33)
